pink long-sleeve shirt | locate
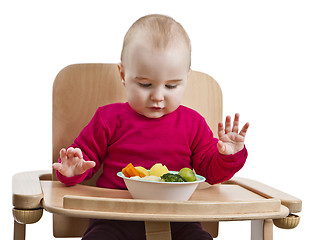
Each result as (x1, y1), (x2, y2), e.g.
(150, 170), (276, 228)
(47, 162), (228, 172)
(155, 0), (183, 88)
(56, 103), (247, 189)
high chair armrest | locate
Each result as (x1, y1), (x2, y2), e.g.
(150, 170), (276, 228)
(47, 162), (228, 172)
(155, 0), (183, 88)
(12, 170), (52, 209)
(226, 177), (302, 213)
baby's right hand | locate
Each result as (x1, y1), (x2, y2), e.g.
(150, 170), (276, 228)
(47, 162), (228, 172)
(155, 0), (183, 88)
(52, 147), (96, 177)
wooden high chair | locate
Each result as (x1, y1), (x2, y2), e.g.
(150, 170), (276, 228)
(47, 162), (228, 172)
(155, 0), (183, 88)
(12, 64), (302, 240)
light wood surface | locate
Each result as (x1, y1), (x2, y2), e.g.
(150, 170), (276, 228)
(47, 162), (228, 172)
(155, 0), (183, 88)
(228, 177), (302, 213)
(39, 180), (288, 240)
(12, 170), (51, 209)
(12, 170), (301, 239)
(41, 181), (288, 222)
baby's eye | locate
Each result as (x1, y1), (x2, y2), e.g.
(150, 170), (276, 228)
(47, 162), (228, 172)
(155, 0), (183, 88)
(165, 84), (177, 89)
(138, 83), (152, 88)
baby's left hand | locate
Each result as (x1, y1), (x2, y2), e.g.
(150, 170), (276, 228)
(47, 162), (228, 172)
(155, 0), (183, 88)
(217, 113), (249, 155)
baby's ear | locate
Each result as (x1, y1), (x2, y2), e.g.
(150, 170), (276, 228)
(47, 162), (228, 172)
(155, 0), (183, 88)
(117, 63), (126, 86)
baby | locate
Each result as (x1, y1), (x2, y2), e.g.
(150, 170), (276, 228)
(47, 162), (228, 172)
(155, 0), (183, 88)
(53, 14), (249, 240)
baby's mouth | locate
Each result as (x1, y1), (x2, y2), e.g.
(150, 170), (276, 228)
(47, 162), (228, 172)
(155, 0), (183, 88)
(149, 106), (163, 111)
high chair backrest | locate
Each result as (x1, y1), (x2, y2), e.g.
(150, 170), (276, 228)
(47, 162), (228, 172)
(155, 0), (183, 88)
(52, 63), (222, 237)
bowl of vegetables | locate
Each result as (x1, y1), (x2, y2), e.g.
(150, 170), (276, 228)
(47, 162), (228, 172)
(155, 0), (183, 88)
(117, 163), (206, 201)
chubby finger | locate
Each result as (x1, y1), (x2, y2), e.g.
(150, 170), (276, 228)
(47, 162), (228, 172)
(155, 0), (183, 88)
(232, 113), (240, 133)
(60, 148), (67, 162)
(82, 161), (96, 171)
(73, 148), (83, 159)
(218, 122), (225, 139)
(66, 147), (75, 158)
(217, 140), (226, 154)
(225, 115), (232, 134)
(52, 162), (62, 171)
(239, 122), (250, 137)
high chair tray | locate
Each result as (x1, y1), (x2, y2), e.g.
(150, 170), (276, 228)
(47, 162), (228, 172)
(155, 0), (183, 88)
(41, 180), (289, 221)
(12, 171), (302, 240)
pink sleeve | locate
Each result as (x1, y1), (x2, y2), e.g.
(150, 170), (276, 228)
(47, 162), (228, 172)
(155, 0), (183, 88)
(55, 108), (109, 186)
(191, 118), (248, 185)
(56, 169), (90, 186)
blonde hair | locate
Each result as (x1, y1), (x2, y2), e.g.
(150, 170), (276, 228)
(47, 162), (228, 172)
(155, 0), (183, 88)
(121, 14), (191, 67)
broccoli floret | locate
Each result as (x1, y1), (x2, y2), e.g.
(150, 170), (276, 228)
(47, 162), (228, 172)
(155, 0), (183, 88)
(161, 173), (186, 182)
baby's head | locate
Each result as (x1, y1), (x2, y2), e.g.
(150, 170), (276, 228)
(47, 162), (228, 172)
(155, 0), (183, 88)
(121, 14), (191, 68)
(118, 14), (191, 118)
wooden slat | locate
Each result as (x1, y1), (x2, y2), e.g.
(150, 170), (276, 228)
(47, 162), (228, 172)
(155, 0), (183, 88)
(63, 195), (281, 215)
(227, 177), (302, 213)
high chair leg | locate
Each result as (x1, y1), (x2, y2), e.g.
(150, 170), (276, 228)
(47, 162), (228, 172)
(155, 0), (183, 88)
(251, 219), (273, 240)
(145, 221), (171, 240)
(14, 220), (25, 240)
(12, 208), (43, 240)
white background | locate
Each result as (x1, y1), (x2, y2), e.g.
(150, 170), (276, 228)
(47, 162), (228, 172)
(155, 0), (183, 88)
(1, 0), (312, 239)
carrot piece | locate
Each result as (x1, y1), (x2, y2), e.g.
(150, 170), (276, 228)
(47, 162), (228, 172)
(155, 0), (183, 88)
(126, 163), (140, 177)
(122, 163), (133, 177)
(122, 167), (131, 177)
(122, 163), (140, 177)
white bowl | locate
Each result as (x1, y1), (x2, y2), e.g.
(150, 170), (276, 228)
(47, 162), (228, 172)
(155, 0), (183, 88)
(117, 171), (206, 201)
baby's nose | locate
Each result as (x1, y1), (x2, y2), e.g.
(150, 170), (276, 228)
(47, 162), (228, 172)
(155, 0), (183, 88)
(151, 89), (164, 102)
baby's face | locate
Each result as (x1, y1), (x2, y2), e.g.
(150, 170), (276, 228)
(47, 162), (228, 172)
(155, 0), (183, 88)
(120, 36), (190, 118)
